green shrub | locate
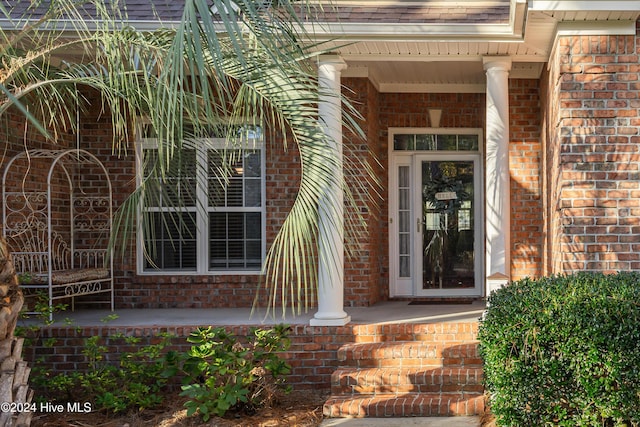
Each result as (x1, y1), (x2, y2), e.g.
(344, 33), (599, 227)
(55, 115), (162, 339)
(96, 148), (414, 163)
(167, 324), (292, 421)
(38, 333), (175, 413)
(479, 272), (640, 427)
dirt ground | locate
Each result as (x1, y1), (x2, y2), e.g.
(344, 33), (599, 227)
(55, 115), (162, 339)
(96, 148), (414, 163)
(31, 389), (328, 427)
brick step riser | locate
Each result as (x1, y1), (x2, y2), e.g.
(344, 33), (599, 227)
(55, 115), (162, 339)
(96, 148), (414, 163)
(337, 343), (481, 368)
(354, 335), (479, 343)
(340, 358), (483, 369)
(351, 323), (479, 344)
(331, 368), (484, 396)
(332, 383), (484, 396)
(323, 393), (485, 417)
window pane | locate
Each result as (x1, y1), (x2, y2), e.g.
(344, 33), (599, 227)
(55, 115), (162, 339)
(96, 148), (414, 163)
(399, 234), (409, 255)
(245, 241), (262, 267)
(399, 256), (410, 278)
(394, 134), (414, 151)
(245, 179), (261, 207)
(209, 177), (226, 207)
(416, 134), (436, 151)
(209, 212), (263, 270)
(226, 178), (244, 207)
(458, 135), (479, 151)
(143, 212), (196, 271)
(437, 134), (457, 151)
(246, 213), (261, 239)
(399, 211), (409, 234)
(244, 151), (261, 177)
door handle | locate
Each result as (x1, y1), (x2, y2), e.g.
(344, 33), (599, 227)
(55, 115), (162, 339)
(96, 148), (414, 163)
(417, 217), (422, 233)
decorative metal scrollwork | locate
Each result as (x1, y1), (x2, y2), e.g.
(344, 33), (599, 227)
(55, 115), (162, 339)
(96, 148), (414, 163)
(64, 281), (104, 296)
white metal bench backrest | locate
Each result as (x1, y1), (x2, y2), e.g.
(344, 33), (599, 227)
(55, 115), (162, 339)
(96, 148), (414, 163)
(6, 220), (71, 275)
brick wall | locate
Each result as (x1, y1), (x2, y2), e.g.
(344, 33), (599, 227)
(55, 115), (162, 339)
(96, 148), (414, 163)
(24, 321), (479, 391)
(26, 323), (357, 391)
(343, 78), (383, 306)
(542, 24), (640, 274)
(509, 79), (543, 280)
(74, 81), (388, 309)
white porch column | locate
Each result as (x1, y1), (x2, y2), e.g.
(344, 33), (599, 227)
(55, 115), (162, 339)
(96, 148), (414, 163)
(310, 55), (351, 326)
(483, 56), (512, 292)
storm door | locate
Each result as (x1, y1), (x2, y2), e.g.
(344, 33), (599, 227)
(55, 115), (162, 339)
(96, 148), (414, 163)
(414, 155), (481, 296)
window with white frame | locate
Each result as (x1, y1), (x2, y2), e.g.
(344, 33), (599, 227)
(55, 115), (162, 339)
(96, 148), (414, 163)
(137, 126), (265, 274)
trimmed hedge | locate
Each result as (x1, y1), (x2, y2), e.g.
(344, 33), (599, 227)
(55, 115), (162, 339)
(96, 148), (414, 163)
(479, 272), (640, 427)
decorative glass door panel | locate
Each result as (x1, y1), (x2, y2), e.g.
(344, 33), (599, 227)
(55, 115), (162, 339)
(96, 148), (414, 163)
(416, 157), (479, 295)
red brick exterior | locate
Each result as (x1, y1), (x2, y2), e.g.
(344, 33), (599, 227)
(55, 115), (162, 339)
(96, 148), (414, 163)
(0, 80), (547, 308)
(509, 79), (543, 280)
(343, 77), (384, 306)
(541, 24), (640, 275)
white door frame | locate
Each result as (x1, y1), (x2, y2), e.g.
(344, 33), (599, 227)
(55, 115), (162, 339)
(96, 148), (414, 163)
(388, 128), (484, 298)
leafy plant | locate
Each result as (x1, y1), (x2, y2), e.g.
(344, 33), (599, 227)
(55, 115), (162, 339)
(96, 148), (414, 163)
(15, 291), (70, 395)
(479, 272), (640, 426)
(40, 332), (175, 413)
(169, 324), (292, 421)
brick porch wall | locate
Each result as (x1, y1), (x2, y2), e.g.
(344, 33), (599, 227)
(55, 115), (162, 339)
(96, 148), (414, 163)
(24, 321), (480, 391)
(26, 324), (358, 391)
(542, 23), (640, 274)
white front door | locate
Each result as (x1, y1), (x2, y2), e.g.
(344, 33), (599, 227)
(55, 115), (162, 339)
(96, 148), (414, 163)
(389, 129), (483, 298)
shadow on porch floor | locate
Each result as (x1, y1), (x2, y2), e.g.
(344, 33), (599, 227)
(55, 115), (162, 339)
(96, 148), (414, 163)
(32, 300), (487, 327)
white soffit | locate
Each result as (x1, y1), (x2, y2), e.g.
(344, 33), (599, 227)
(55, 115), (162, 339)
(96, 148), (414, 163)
(530, 1), (640, 12)
(342, 61), (544, 93)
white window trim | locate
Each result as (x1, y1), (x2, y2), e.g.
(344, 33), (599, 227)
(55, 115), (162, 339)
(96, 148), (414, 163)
(135, 133), (266, 276)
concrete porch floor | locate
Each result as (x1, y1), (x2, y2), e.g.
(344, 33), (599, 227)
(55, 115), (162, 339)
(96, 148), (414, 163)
(34, 300), (487, 327)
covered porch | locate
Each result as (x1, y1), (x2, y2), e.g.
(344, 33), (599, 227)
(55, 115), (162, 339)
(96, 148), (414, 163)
(32, 300), (486, 327)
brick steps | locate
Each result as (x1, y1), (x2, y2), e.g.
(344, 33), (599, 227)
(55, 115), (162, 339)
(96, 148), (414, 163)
(324, 393), (485, 417)
(337, 342), (483, 368)
(323, 321), (484, 418)
(331, 367), (484, 395)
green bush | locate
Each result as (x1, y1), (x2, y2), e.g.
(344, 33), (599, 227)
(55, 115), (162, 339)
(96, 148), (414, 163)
(166, 324), (292, 421)
(37, 333), (175, 413)
(479, 272), (640, 427)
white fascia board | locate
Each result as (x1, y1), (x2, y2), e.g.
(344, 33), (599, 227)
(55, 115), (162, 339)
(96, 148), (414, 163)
(303, 22), (520, 40)
(530, 1), (640, 11)
(556, 20), (638, 36)
(0, 19), (213, 32)
(330, 1), (507, 5)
